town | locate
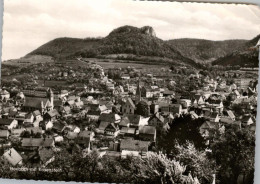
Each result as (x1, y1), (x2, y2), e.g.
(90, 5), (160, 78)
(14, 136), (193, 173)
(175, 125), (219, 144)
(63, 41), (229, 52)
(0, 57), (257, 178)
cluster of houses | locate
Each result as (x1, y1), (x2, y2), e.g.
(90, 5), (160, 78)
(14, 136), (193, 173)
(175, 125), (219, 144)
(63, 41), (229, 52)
(0, 62), (257, 168)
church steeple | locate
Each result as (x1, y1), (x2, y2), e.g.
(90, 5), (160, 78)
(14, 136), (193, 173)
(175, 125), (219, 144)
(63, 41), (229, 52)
(47, 88), (54, 110)
(135, 79), (141, 104)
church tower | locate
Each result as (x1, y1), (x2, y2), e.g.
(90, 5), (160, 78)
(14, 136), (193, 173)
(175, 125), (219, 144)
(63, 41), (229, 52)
(135, 80), (141, 104)
(47, 88), (54, 110)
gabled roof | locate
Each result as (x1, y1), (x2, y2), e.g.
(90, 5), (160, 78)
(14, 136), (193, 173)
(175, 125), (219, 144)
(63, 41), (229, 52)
(25, 113), (33, 119)
(45, 109), (60, 118)
(87, 111), (100, 116)
(210, 112), (219, 119)
(3, 148), (22, 166)
(125, 98), (135, 108)
(242, 116), (253, 123)
(25, 127), (42, 134)
(52, 122), (65, 131)
(24, 97), (49, 109)
(139, 126), (156, 135)
(33, 110), (41, 116)
(99, 113), (116, 123)
(121, 114), (141, 126)
(194, 94), (203, 101)
(220, 117), (235, 124)
(204, 110), (211, 117)
(99, 105), (108, 112)
(11, 129), (24, 136)
(54, 100), (62, 107)
(78, 130), (93, 138)
(190, 111), (199, 119)
(150, 112), (164, 123)
(200, 121), (218, 130)
(21, 138), (54, 147)
(98, 121), (110, 130)
(138, 100), (151, 106)
(0, 130), (9, 137)
(120, 139), (150, 152)
(120, 127), (136, 134)
(0, 118), (14, 125)
(227, 110), (235, 119)
(66, 132), (78, 140)
(61, 106), (71, 113)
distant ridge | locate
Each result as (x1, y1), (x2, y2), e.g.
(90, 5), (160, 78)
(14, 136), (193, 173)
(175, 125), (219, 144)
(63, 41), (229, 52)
(26, 25), (259, 67)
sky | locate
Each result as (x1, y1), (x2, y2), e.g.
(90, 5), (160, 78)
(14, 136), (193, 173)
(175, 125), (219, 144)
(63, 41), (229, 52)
(2, 0), (260, 60)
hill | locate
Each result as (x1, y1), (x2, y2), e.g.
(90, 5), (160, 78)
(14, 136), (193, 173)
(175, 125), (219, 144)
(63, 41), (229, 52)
(26, 25), (259, 68)
(28, 37), (101, 58)
(212, 35), (260, 67)
(27, 25), (201, 68)
(73, 25), (200, 67)
(167, 39), (247, 63)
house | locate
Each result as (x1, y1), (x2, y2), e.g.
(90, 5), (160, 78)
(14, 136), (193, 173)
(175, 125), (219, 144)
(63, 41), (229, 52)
(52, 122), (66, 133)
(148, 112), (165, 128)
(138, 126), (156, 142)
(121, 74), (130, 80)
(190, 111), (199, 119)
(119, 114), (141, 128)
(120, 139), (150, 158)
(227, 110), (236, 121)
(3, 148), (22, 166)
(21, 138), (54, 150)
(97, 120), (119, 136)
(121, 98), (135, 114)
(43, 109), (60, 122)
(163, 90), (174, 97)
(66, 131), (78, 140)
(99, 113), (121, 125)
(0, 90), (10, 100)
(24, 113), (34, 124)
(150, 102), (159, 114)
(53, 99), (63, 111)
(120, 127), (136, 138)
(0, 130), (10, 139)
(25, 127), (42, 135)
(60, 90), (69, 98)
(78, 130), (95, 141)
(86, 111), (100, 121)
(11, 129), (24, 137)
(8, 110), (18, 119)
(76, 130), (93, 150)
(33, 110), (42, 120)
(60, 106), (71, 116)
(199, 121), (219, 138)
(170, 104), (183, 115)
(0, 119), (18, 130)
(87, 104), (110, 114)
(180, 99), (192, 108)
(209, 113), (220, 122)
(141, 87), (153, 98)
(193, 95), (205, 107)
(241, 116), (254, 126)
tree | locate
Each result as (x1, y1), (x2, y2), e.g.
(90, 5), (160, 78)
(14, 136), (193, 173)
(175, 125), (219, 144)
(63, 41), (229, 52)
(135, 101), (150, 117)
(210, 125), (255, 184)
(174, 142), (215, 184)
(158, 115), (206, 153)
(20, 130), (31, 138)
(129, 152), (200, 184)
